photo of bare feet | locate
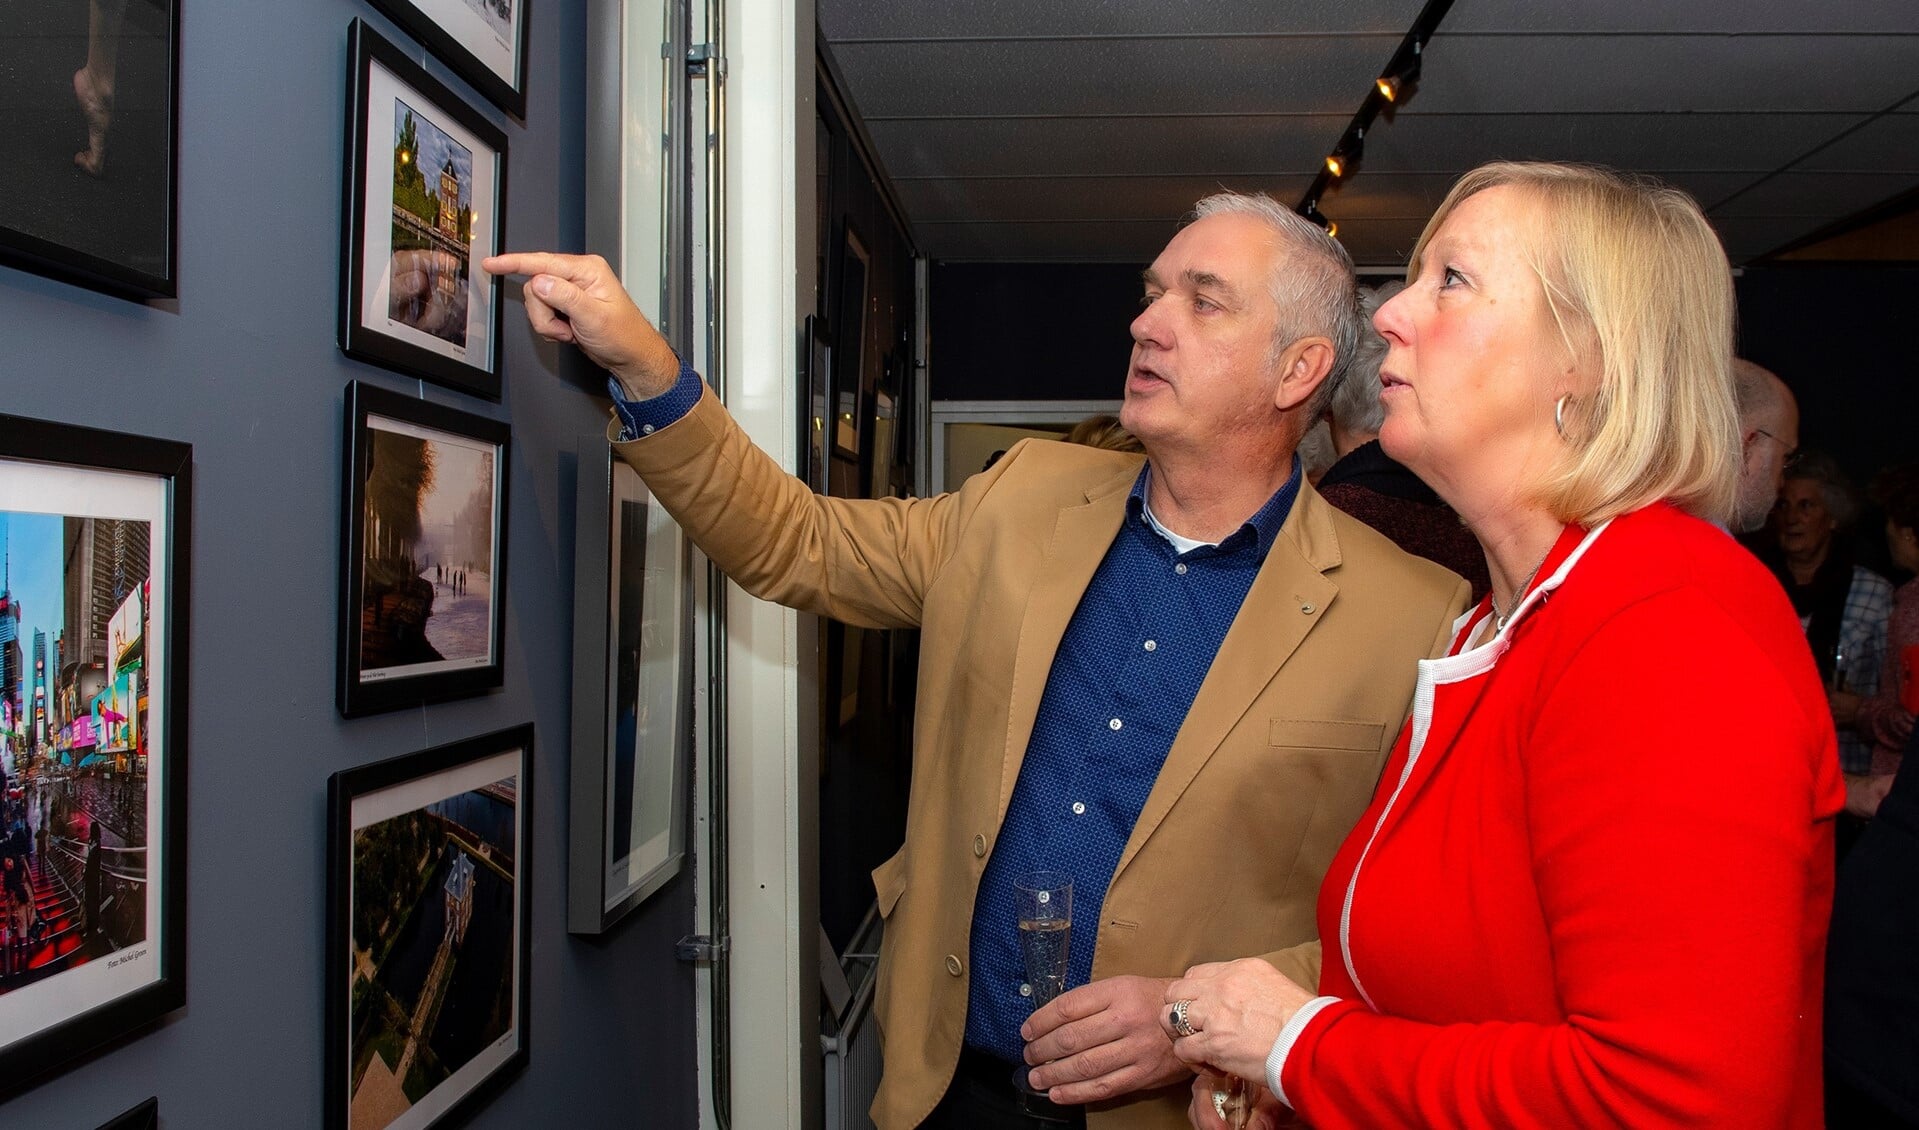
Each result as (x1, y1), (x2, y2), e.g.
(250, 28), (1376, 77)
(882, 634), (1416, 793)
(0, 0), (173, 291)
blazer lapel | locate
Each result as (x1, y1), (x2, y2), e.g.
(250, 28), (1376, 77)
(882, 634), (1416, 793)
(1113, 484), (1344, 879)
(993, 465), (1138, 821)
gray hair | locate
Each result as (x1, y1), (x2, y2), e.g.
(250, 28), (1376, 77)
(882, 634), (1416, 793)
(1190, 192), (1362, 418)
(1783, 450), (1860, 529)
(1324, 281), (1403, 434)
(1731, 359), (1789, 426)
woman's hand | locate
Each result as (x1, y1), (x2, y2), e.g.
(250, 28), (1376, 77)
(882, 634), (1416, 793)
(1845, 772), (1895, 819)
(1162, 958), (1316, 1084)
(1186, 1069), (1287, 1130)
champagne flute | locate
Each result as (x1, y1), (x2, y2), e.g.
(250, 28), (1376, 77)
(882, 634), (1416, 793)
(1015, 871), (1072, 1104)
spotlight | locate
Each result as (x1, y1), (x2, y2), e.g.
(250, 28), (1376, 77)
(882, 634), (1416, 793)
(1324, 127), (1364, 178)
(1376, 40), (1423, 103)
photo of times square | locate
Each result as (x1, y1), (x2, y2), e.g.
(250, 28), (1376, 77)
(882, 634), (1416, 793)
(0, 512), (152, 990)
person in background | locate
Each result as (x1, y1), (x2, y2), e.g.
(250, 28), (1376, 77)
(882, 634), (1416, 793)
(1848, 462), (1919, 818)
(1729, 358), (1800, 533)
(1063, 413), (1144, 455)
(1768, 453), (1893, 779)
(1312, 281), (1489, 600)
(1824, 719), (1919, 1127)
(1154, 160), (1841, 1129)
(486, 190), (1468, 1130)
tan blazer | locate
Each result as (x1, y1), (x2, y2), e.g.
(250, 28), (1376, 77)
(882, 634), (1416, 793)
(616, 389), (1470, 1130)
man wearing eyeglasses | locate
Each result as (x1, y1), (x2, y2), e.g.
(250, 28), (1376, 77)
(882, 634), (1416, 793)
(1731, 359), (1800, 533)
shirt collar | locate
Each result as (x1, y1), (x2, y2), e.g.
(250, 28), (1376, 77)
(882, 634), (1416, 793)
(1125, 457), (1302, 561)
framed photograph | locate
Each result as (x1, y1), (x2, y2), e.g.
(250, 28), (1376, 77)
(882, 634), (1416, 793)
(338, 382), (509, 718)
(0, 415), (190, 1087)
(342, 20), (509, 401)
(97, 1098), (158, 1130)
(366, 0), (529, 119)
(326, 724), (532, 1130)
(799, 315), (831, 494)
(832, 227), (870, 459)
(0, 0), (178, 298)
(567, 446), (691, 934)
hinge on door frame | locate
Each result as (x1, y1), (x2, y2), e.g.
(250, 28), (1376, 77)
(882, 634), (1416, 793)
(676, 933), (730, 962)
(687, 43), (726, 80)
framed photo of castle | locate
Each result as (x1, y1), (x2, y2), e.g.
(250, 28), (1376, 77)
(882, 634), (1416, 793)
(338, 382), (509, 719)
(365, 0), (529, 119)
(341, 20), (509, 401)
(326, 724), (532, 1130)
(0, 414), (190, 1089)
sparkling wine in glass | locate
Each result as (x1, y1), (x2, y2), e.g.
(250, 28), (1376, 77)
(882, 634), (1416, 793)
(1015, 871), (1073, 1105)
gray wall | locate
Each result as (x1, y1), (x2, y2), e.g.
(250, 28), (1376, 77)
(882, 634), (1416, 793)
(0, 0), (699, 1125)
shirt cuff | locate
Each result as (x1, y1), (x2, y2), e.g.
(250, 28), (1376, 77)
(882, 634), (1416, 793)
(607, 358), (702, 441)
(1265, 995), (1341, 1109)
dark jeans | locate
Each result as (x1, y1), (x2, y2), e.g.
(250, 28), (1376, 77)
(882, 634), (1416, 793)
(923, 1048), (1085, 1130)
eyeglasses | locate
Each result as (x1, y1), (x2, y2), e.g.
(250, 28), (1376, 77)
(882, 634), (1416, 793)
(1753, 428), (1802, 468)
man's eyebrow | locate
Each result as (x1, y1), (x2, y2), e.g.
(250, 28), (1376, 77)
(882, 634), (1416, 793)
(1185, 269), (1241, 304)
(1141, 268), (1163, 290)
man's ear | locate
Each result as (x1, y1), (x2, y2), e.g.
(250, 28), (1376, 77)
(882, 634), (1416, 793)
(1273, 336), (1337, 412)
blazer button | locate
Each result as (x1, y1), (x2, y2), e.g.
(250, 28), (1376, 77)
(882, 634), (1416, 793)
(946, 954), (964, 977)
(972, 834), (987, 858)
(1300, 602), (1316, 615)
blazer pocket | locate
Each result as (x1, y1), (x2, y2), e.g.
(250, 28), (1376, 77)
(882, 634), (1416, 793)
(1268, 718), (1386, 753)
(871, 849), (908, 918)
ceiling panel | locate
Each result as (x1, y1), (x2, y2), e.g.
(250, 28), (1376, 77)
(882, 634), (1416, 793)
(892, 175), (1318, 224)
(1411, 35), (1919, 114)
(1444, 0), (1919, 34)
(1790, 113), (1919, 171)
(1707, 171), (1919, 217)
(1316, 171), (1766, 221)
(1707, 215), (1840, 259)
(820, 0), (1422, 41)
(1360, 113), (1867, 174)
(835, 38), (1399, 119)
(867, 116), (1344, 179)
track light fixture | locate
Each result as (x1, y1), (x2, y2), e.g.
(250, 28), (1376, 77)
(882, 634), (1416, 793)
(1325, 127), (1365, 178)
(1376, 39), (1423, 103)
(1302, 201), (1332, 233)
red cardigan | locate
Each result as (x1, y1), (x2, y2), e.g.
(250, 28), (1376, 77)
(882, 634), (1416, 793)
(1274, 503), (1845, 1128)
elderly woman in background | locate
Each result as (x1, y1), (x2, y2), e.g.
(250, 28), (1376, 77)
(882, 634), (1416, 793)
(1158, 161), (1843, 1129)
(1767, 453), (1894, 780)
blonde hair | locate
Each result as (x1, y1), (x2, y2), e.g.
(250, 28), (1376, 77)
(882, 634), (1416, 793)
(1409, 162), (1740, 526)
(1063, 413), (1144, 454)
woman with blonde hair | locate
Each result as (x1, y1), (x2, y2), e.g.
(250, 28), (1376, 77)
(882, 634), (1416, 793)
(1159, 162), (1843, 1128)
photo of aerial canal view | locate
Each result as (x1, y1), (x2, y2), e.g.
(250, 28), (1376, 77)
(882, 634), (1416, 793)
(347, 767), (520, 1130)
(0, 509), (156, 1000)
(358, 414), (498, 683)
(388, 98), (473, 349)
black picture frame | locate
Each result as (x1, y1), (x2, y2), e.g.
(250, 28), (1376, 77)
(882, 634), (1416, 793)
(0, 0), (179, 299)
(799, 315), (831, 493)
(566, 444), (693, 934)
(341, 19), (510, 401)
(0, 415), (191, 1090)
(325, 724), (533, 1130)
(366, 0), (530, 119)
(96, 1097), (158, 1130)
(338, 381), (509, 718)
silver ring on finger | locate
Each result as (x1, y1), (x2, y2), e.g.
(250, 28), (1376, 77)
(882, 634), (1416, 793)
(1170, 997), (1197, 1038)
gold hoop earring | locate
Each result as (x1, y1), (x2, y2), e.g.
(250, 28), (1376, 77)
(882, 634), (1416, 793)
(1554, 395), (1573, 440)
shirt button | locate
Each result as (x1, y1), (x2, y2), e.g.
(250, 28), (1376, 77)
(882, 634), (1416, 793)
(1072, 802), (1086, 815)
(1143, 640), (1157, 652)
(946, 954), (964, 977)
(1108, 718), (1123, 731)
(1019, 982), (1033, 998)
(640, 423), (656, 435)
(972, 833), (987, 858)
(1174, 562), (1188, 575)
